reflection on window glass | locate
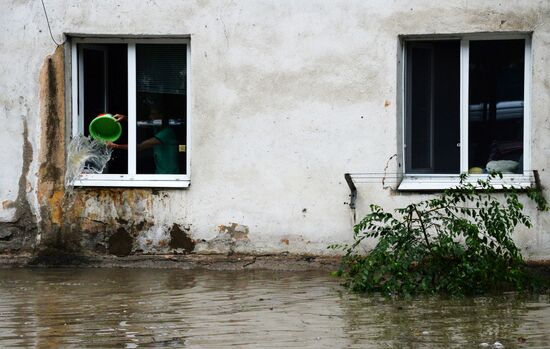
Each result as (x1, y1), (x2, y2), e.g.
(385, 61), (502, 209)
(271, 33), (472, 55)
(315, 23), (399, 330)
(136, 44), (187, 175)
(468, 40), (524, 174)
(80, 43), (128, 174)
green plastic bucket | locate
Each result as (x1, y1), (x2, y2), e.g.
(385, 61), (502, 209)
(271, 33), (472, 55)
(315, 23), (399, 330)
(89, 114), (122, 142)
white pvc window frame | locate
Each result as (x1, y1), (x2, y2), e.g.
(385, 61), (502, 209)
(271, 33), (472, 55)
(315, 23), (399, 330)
(399, 33), (532, 191)
(70, 37), (191, 188)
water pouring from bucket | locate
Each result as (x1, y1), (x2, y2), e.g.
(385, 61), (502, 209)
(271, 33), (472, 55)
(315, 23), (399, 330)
(65, 114), (123, 190)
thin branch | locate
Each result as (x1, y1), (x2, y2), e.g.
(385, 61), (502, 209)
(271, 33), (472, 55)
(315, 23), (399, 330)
(413, 205), (432, 250)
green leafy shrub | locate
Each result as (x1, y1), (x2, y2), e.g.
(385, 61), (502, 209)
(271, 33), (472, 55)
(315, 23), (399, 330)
(331, 173), (547, 296)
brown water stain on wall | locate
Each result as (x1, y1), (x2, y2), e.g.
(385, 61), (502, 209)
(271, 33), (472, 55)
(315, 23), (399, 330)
(67, 188), (157, 256)
(169, 224), (195, 253)
(36, 44), (69, 253)
(108, 228), (133, 256)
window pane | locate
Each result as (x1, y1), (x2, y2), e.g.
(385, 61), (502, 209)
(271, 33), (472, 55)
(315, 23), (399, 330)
(468, 40), (524, 174)
(405, 41), (460, 174)
(136, 44), (187, 175)
(80, 43), (128, 174)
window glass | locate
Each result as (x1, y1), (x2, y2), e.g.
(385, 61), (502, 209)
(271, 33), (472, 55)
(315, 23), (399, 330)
(405, 40), (460, 174)
(468, 40), (524, 174)
(135, 44), (187, 175)
(79, 43), (128, 174)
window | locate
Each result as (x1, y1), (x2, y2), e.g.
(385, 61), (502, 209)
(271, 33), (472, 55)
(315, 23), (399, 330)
(400, 34), (531, 190)
(71, 38), (190, 187)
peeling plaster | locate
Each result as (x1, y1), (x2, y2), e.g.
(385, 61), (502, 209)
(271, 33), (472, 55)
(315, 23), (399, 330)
(0, 93), (37, 252)
(195, 223), (250, 255)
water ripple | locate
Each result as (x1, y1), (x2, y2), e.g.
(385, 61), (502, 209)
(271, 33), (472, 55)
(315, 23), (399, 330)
(0, 269), (548, 348)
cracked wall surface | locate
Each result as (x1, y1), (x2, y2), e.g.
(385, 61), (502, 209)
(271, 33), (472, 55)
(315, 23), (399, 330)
(0, 0), (549, 260)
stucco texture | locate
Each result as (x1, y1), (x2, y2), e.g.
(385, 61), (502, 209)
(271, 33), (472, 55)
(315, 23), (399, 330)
(0, 0), (549, 259)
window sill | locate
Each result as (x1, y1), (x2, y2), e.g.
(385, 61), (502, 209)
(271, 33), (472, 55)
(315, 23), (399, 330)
(73, 175), (190, 188)
(398, 173), (534, 191)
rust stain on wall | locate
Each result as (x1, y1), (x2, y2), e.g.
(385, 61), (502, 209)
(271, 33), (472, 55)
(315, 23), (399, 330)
(67, 188), (155, 231)
(68, 188), (157, 254)
(74, 188), (155, 213)
(49, 191), (64, 225)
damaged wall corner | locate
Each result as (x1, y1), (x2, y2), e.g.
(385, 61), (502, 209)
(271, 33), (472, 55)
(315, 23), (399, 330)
(35, 44), (79, 254)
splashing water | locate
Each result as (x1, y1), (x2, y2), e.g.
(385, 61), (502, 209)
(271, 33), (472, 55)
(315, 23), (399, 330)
(65, 135), (112, 189)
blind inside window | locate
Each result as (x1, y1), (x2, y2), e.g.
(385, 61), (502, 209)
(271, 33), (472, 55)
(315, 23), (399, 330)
(136, 44), (186, 95)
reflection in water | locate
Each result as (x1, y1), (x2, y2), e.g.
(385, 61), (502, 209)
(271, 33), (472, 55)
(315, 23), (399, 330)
(0, 269), (548, 348)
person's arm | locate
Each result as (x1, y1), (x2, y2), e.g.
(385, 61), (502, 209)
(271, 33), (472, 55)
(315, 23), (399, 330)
(137, 137), (161, 151)
(106, 142), (127, 150)
(113, 114), (127, 122)
(106, 137), (161, 151)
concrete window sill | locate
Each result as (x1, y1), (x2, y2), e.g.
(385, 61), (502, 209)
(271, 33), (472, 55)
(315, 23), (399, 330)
(73, 178), (190, 188)
(398, 173), (534, 191)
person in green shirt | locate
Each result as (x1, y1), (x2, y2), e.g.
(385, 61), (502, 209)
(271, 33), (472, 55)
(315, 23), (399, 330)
(151, 125), (179, 174)
(107, 110), (180, 174)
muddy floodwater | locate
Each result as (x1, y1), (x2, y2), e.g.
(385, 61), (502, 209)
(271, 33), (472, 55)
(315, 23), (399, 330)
(0, 269), (548, 348)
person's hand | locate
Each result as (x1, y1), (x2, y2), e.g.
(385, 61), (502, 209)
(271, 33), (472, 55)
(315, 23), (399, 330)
(105, 142), (117, 149)
(113, 114), (127, 122)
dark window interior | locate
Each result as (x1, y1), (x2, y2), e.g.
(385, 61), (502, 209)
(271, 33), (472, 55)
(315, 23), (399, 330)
(405, 40), (460, 174)
(136, 44), (187, 175)
(468, 40), (524, 174)
(80, 43), (128, 174)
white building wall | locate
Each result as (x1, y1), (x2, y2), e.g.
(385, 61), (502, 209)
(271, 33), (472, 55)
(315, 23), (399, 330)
(0, 0), (549, 258)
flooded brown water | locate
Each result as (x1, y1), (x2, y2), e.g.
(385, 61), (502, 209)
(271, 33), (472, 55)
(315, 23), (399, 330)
(0, 268), (548, 348)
